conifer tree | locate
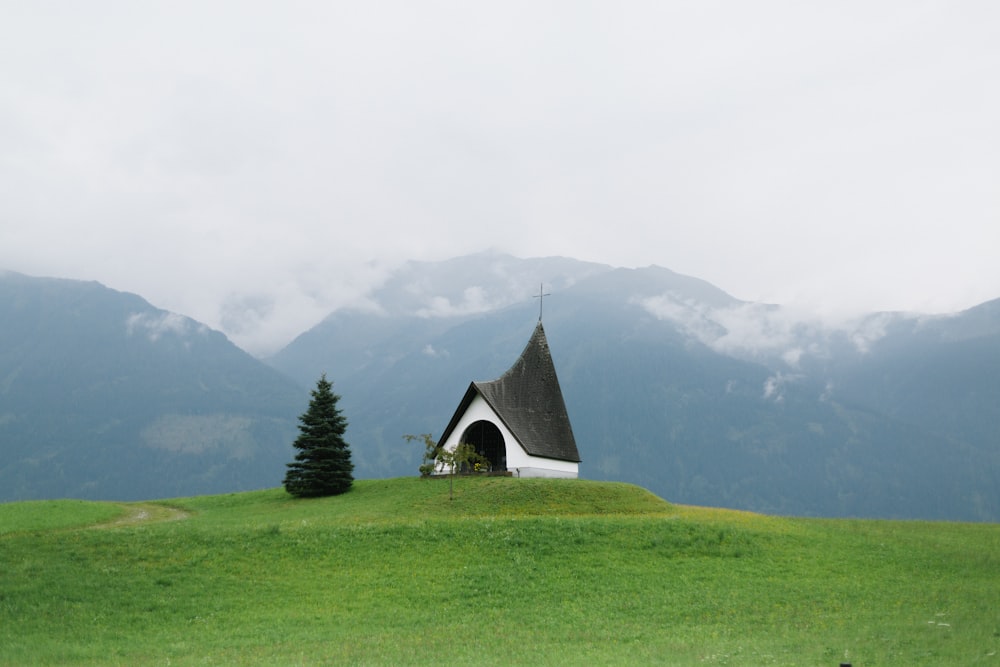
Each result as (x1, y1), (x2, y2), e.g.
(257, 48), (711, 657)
(283, 373), (354, 497)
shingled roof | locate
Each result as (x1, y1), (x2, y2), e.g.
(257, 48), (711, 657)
(440, 322), (581, 463)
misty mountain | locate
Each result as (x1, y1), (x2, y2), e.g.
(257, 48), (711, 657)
(269, 253), (1000, 521)
(3, 254), (997, 520)
(0, 271), (302, 501)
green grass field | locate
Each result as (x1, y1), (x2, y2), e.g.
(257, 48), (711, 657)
(1, 477), (998, 665)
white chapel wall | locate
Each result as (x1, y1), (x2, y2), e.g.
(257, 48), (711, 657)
(440, 393), (578, 479)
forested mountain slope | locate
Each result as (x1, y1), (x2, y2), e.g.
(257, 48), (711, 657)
(0, 271), (302, 501)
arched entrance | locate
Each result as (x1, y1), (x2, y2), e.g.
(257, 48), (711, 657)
(460, 420), (506, 472)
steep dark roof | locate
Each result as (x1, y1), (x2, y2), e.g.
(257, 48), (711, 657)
(440, 322), (581, 463)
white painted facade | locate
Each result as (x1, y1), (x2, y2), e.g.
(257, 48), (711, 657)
(438, 393), (579, 479)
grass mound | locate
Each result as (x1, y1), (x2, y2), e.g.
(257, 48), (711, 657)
(414, 475), (675, 517)
(2, 477), (998, 666)
(164, 476), (676, 531)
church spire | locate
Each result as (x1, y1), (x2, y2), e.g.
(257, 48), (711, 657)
(471, 320), (580, 463)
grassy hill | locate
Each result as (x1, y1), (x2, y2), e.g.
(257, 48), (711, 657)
(1, 477), (998, 665)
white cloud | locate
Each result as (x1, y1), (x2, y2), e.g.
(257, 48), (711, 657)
(415, 286), (498, 319)
(636, 294), (819, 362)
(762, 372), (802, 403)
(126, 312), (203, 342)
(781, 348), (805, 368)
(422, 344), (449, 359)
(762, 375), (782, 402)
(636, 292), (896, 363)
(849, 313), (895, 354)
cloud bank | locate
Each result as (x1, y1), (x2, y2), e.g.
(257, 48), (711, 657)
(636, 292), (901, 364)
(2, 2), (998, 354)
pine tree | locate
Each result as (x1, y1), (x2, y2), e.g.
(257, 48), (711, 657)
(283, 373), (354, 497)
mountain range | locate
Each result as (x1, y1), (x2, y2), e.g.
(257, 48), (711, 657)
(0, 271), (302, 501)
(2, 253), (998, 520)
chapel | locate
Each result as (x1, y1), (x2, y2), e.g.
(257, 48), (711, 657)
(438, 320), (581, 478)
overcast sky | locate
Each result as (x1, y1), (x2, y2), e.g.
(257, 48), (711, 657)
(2, 1), (998, 355)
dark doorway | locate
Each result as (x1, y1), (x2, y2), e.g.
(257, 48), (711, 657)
(461, 420), (506, 472)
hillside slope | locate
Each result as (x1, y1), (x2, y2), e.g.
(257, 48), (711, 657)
(2, 477), (998, 666)
(0, 271), (304, 501)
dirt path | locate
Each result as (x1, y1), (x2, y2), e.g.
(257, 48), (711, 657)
(93, 503), (191, 529)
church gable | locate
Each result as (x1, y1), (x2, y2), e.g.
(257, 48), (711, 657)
(438, 321), (580, 477)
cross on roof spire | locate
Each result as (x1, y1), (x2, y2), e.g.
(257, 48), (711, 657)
(533, 283), (551, 321)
